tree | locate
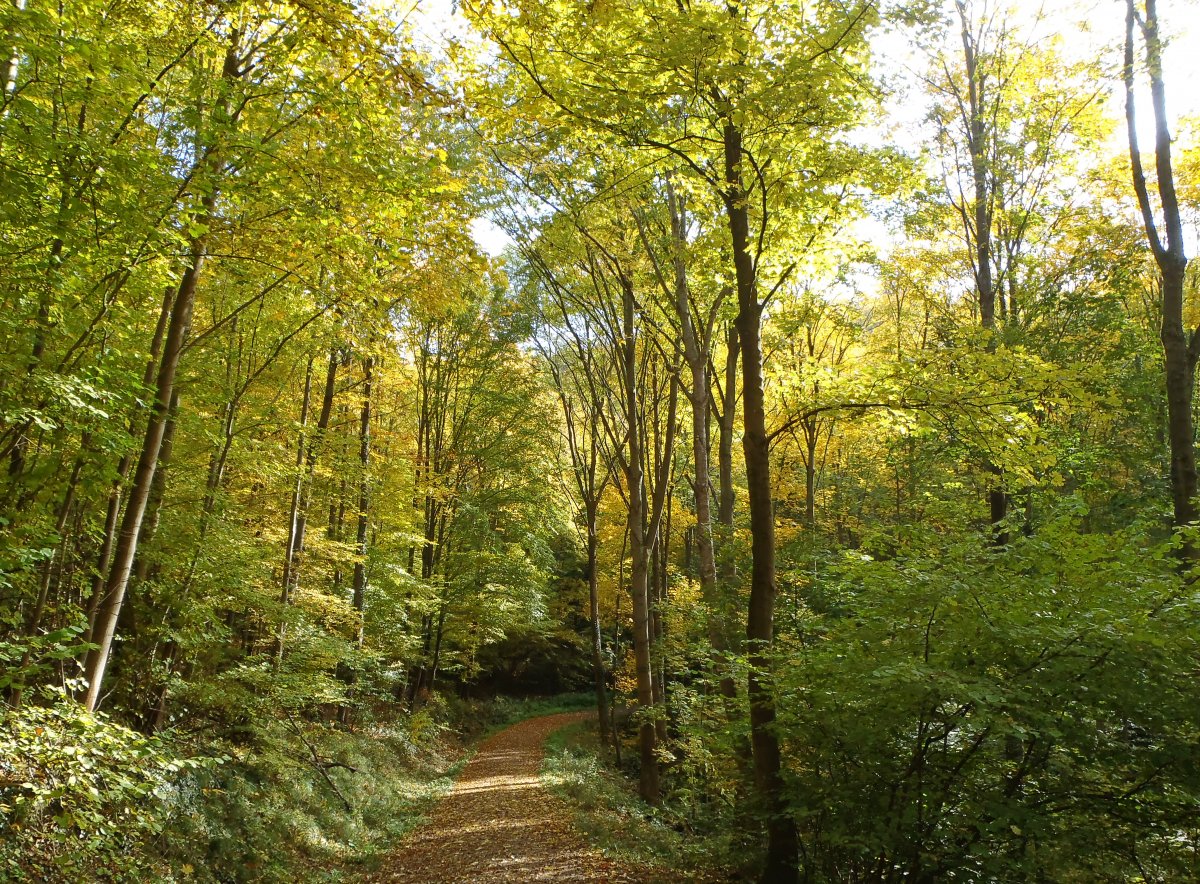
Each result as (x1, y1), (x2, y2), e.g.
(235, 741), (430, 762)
(928, 0), (1103, 542)
(82, 20), (246, 711)
(1123, 0), (1195, 557)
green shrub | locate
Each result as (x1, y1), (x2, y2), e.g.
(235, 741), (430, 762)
(776, 515), (1200, 881)
(0, 689), (207, 882)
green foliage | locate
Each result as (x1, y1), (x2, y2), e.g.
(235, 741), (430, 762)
(0, 625), (89, 694)
(0, 691), (209, 882)
(0, 0), (1197, 880)
(776, 508), (1200, 881)
(156, 712), (462, 883)
(542, 720), (744, 881)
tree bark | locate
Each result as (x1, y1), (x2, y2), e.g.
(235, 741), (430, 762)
(664, 178), (726, 669)
(621, 268), (660, 804)
(81, 33), (241, 711)
(956, 0), (1009, 544)
(714, 323), (739, 698)
(278, 357), (315, 660)
(82, 286), (173, 644)
(586, 499), (611, 743)
(82, 235), (203, 711)
(1124, 0), (1196, 558)
(716, 323), (738, 566)
(723, 117), (799, 883)
(352, 355), (373, 646)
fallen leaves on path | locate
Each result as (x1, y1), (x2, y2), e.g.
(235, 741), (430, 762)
(366, 712), (677, 883)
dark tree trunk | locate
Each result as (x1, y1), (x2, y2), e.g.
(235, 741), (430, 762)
(664, 178), (727, 674)
(723, 118), (799, 884)
(1124, 0), (1196, 559)
(717, 323), (738, 568)
(805, 422), (818, 528)
(352, 355), (373, 644)
(621, 270), (660, 805)
(277, 348), (338, 660)
(586, 502), (610, 743)
(957, 0), (1009, 544)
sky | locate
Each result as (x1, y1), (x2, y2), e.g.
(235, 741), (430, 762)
(399, 0), (1200, 259)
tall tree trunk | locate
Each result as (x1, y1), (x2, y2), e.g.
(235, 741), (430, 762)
(654, 484), (672, 744)
(130, 393), (179, 587)
(716, 323), (738, 566)
(278, 347), (339, 660)
(278, 358), (315, 661)
(586, 499), (610, 743)
(2, 0), (27, 107)
(427, 603), (447, 695)
(542, 321), (612, 744)
(1124, 0), (1196, 559)
(82, 235), (204, 711)
(82, 286), (174, 641)
(723, 118), (799, 883)
(714, 323), (739, 699)
(805, 422), (818, 528)
(81, 33), (241, 712)
(664, 178), (726, 671)
(352, 355), (373, 646)
(621, 272), (660, 805)
(956, 0), (1009, 544)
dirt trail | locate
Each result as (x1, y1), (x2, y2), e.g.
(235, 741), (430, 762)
(367, 711), (663, 883)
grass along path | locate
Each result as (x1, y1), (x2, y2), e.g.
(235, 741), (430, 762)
(364, 712), (662, 883)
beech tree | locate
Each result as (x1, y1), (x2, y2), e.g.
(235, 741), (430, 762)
(1123, 0), (1195, 557)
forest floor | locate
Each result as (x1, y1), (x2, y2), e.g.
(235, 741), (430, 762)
(362, 711), (673, 883)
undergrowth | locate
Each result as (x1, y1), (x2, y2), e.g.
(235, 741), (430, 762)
(152, 709), (463, 883)
(3, 691), (596, 882)
(541, 720), (749, 882)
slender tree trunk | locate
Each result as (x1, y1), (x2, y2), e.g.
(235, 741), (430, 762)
(82, 237), (203, 711)
(278, 347), (339, 660)
(805, 424), (818, 528)
(714, 324), (739, 699)
(649, 533), (667, 744)
(82, 287), (173, 641)
(278, 358), (314, 661)
(621, 272), (660, 804)
(665, 178), (726, 672)
(2, 0), (26, 105)
(654, 486), (672, 744)
(724, 118), (799, 883)
(1161, 265), (1197, 537)
(352, 355), (373, 646)
(543, 323), (613, 743)
(611, 525), (628, 765)
(957, 0), (1009, 543)
(428, 603), (447, 695)
(81, 33), (241, 712)
(586, 500), (610, 743)
(130, 393), (179, 586)
(1124, 0), (1196, 559)
(717, 323), (738, 561)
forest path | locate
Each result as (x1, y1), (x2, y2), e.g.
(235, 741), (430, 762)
(365, 711), (660, 883)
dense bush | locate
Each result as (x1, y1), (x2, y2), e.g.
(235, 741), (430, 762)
(775, 514), (1200, 881)
(155, 710), (461, 884)
(0, 690), (206, 882)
